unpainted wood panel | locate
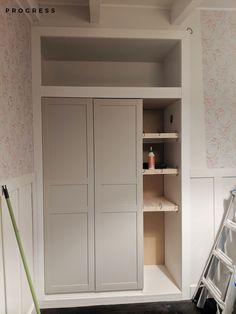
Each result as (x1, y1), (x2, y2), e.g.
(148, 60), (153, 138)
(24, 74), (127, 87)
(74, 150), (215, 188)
(144, 175), (164, 199)
(49, 184), (88, 213)
(46, 213), (88, 291)
(143, 109), (163, 133)
(97, 212), (138, 288)
(44, 103), (88, 183)
(164, 100), (181, 133)
(144, 212), (164, 265)
(100, 184), (137, 211)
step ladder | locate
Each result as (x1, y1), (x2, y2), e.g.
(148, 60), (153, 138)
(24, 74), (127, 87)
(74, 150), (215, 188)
(192, 188), (236, 314)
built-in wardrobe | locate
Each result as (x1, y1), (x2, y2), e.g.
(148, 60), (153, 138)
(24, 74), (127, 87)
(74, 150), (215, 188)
(33, 29), (190, 305)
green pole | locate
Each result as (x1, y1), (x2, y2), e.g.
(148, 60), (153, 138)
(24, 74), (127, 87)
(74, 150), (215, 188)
(2, 185), (41, 314)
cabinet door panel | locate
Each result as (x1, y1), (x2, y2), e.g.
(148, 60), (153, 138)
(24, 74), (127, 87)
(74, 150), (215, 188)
(43, 98), (94, 293)
(94, 99), (143, 291)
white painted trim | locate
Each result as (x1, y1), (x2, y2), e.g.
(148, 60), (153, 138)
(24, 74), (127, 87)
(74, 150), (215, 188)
(0, 198), (6, 314)
(0, 173), (35, 191)
(190, 284), (197, 298)
(33, 26), (189, 40)
(180, 34), (191, 299)
(199, 7), (236, 11)
(40, 292), (182, 309)
(101, 3), (170, 10)
(190, 168), (236, 178)
(171, 0), (202, 25)
(89, 0), (100, 24)
(32, 27), (44, 301)
(198, 6), (236, 11)
(27, 303), (35, 314)
(41, 86), (182, 99)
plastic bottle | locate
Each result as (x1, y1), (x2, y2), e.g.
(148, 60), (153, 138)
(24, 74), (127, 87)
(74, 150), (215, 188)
(148, 146), (155, 170)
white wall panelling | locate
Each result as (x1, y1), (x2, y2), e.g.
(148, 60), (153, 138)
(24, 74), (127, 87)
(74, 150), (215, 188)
(0, 173), (35, 314)
(190, 169), (236, 295)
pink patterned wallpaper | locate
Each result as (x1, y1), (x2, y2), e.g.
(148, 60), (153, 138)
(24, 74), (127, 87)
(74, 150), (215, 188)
(0, 0), (33, 180)
(201, 11), (236, 168)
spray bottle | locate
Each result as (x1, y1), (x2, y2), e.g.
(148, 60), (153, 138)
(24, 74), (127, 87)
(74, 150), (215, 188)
(148, 146), (155, 170)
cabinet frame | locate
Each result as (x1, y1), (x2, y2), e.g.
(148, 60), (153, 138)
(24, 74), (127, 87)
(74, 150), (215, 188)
(32, 26), (191, 307)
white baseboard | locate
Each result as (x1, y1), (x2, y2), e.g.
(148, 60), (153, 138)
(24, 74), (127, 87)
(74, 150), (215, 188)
(190, 284), (197, 298)
(28, 303), (35, 314)
(40, 292), (183, 309)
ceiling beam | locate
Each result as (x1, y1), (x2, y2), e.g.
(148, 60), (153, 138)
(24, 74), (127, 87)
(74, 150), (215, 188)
(16, 0), (40, 23)
(171, 0), (202, 25)
(89, 0), (100, 24)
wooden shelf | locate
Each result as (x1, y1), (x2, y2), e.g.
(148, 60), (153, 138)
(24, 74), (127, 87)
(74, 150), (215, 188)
(143, 168), (178, 175)
(143, 133), (178, 139)
(144, 196), (178, 212)
(143, 133), (179, 143)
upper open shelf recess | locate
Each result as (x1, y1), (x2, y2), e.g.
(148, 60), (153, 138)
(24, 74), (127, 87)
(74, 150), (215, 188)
(41, 37), (181, 88)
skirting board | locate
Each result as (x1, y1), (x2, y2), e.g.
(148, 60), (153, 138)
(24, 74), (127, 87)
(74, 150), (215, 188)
(190, 285), (197, 298)
(29, 304), (35, 314)
(40, 293), (183, 309)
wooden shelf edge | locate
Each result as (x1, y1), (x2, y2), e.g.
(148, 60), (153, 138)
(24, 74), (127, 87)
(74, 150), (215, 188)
(143, 168), (178, 175)
(143, 132), (179, 139)
(144, 196), (178, 212)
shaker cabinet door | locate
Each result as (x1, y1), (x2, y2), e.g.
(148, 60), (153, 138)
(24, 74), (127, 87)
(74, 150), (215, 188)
(94, 99), (143, 291)
(42, 98), (94, 293)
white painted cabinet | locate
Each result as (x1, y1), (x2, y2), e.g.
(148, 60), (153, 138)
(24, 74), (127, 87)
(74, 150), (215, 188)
(42, 98), (143, 293)
(43, 98), (95, 293)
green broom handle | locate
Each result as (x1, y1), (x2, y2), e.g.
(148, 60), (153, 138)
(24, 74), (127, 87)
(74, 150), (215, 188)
(2, 185), (41, 314)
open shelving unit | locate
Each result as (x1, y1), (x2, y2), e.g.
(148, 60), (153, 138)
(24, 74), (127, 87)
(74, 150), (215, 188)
(143, 96), (182, 296)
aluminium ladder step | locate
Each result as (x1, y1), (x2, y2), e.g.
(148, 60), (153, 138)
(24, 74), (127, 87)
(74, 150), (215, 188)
(201, 277), (225, 310)
(213, 249), (234, 272)
(224, 219), (236, 232)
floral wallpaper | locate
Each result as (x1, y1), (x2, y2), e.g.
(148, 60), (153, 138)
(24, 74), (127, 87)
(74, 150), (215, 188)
(0, 0), (33, 180)
(201, 11), (236, 168)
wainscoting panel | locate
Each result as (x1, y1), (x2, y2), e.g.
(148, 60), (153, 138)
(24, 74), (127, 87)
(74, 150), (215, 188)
(190, 169), (236, 295)
(0, 174), (35, 314)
